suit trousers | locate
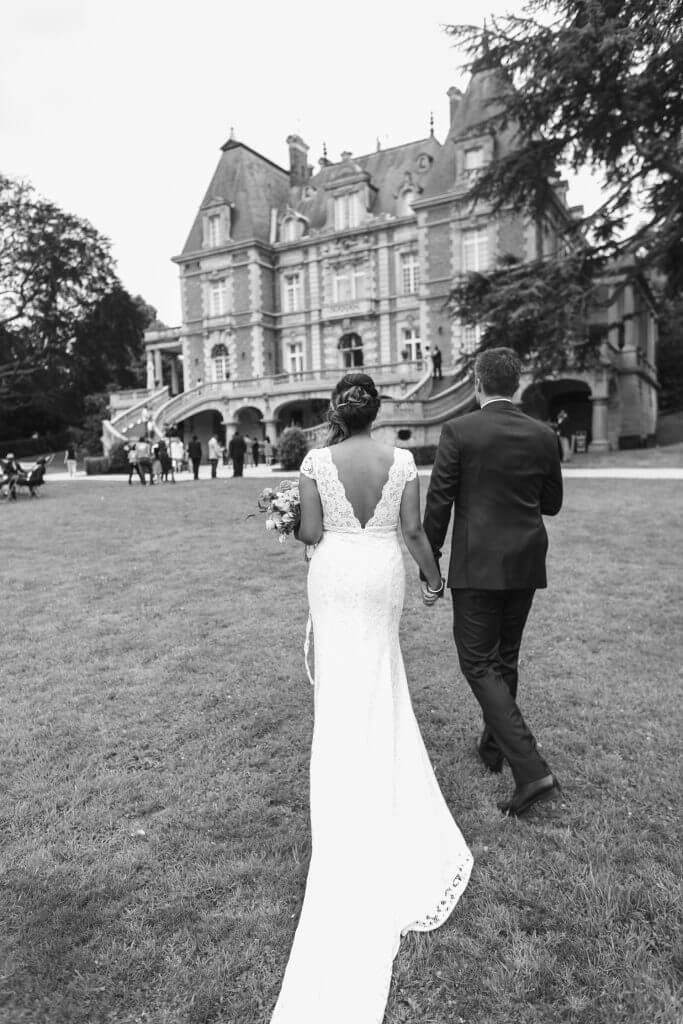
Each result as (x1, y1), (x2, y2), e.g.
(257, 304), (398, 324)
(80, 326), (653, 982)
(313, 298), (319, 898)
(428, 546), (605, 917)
(451, 588), (550, 786)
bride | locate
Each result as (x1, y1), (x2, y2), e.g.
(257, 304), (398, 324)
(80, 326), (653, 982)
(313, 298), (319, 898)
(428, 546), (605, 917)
(270, 372), (472, 1024)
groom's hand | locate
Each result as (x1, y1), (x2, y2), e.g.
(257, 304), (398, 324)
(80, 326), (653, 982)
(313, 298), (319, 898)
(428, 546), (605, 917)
(421, 578), (445, 607)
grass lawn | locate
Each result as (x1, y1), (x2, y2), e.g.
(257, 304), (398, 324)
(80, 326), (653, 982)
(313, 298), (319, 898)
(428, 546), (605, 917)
(1, 476), (681, 1024)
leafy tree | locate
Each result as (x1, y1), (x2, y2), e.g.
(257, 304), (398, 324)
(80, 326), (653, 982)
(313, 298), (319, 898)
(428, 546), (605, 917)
(657, 295), (683, 412)
(0, 174), (117, 434)
(71, 288), (154, 398)
(445, 1), (683, 370)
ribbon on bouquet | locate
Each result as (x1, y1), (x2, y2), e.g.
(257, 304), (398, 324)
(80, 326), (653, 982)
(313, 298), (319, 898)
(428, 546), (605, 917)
(304, 611), (315, 686)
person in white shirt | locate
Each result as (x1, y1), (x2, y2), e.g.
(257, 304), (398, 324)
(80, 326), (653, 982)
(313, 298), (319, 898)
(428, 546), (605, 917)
(208, 434), (222, 479)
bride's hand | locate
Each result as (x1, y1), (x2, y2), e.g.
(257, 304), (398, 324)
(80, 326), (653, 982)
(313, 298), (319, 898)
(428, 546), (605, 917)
(421, 577), (445, 607)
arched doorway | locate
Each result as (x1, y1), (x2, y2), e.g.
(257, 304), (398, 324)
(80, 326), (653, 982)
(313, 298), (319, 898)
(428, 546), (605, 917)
(235, 406), (264, 440)
(521, 379), (593, 444)
(175, 408), (225, 453)
(275, 398), (329, 434)
(339, 332), (363, 368)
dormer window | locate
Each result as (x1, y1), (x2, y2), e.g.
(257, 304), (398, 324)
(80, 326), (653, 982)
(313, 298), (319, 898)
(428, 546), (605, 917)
(334, 192), (360, 231)
(208, 215), (221, 247)
(397, 188), (417, 218)
(282, 215), (306, 243)
(464, 147), (485, 177)
(202, 201), (232, 249)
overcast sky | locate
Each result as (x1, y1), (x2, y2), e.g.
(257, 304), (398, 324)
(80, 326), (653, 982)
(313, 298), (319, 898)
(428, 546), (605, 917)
(3, 0), (603, 326)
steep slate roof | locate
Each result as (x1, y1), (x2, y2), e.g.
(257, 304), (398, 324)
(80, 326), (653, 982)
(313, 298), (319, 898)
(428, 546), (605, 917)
(289, 134), (443, 230)
(180, 140), (290, 255)
(423, 63), (515, 198)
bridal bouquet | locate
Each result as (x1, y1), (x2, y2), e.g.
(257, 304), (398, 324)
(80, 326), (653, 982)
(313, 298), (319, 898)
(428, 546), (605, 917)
(255, 480), (301, 543)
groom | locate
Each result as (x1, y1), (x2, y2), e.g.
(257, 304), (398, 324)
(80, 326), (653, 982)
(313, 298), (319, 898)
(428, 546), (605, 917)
(423, 347), (563, 816)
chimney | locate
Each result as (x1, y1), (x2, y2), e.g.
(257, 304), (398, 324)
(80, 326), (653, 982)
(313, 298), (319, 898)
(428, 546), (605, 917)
(447, 86), (463, 127)
(286, 134), (310, 188)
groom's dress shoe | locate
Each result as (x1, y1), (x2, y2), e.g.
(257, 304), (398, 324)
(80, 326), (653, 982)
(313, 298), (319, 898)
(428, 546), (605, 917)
(497, 774), (561, 816)
(477, 742), (504, 774)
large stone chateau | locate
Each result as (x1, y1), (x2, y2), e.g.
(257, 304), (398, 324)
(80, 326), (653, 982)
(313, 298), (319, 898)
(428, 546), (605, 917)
(105, 52), (658, 454)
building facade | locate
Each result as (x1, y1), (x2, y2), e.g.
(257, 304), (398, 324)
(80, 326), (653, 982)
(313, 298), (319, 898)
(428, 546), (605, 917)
(105, 57), (657, 454)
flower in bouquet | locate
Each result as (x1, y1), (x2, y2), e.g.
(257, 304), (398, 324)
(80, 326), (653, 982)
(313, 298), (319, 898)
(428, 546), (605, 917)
(255, 479), (301, 543)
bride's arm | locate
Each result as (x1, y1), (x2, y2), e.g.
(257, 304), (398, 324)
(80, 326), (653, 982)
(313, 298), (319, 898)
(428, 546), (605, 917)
(399, 477), (442, 590)
(297, 474), (323, 545)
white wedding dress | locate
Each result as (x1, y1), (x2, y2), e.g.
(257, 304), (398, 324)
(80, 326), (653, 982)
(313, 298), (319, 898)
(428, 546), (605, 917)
(270, 445), (472, 1024)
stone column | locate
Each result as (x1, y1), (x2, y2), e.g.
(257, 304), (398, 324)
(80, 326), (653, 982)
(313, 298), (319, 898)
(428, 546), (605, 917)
(263, 419), (277, 442)
(170, 358), (179, 396)
(146, 353), (155, 391)
(589, 396), (610, 452)
(153, 349), (163, 388)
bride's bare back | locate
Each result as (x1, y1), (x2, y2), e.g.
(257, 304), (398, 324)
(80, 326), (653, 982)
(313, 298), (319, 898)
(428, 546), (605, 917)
(327, 438), (396, 529)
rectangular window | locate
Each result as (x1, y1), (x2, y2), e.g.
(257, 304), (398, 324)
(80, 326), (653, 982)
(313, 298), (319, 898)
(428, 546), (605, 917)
(209, 278), (227, 316)
(333, 264), (366, 303)
(400, 252), (419, 294)
(288, 341), (304, 375)
(462, 324), (482, 354)
(402, 327), (422, 361)
(334, 193), (359, 231)
(352, 265), (366, 299)
(207, 214), (221, 247)
(284, 273), (301, 313)
(462, 229), (489, 272)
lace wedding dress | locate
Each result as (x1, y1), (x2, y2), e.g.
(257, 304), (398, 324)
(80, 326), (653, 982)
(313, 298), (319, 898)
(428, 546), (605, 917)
(270, 446), (472, 1024)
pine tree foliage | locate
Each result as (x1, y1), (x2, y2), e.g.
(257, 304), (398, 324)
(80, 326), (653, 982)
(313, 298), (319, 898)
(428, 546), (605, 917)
(446, 0), (683, 371)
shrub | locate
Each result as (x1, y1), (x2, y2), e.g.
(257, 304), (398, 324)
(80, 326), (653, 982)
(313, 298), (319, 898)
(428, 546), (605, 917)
(278, 427), (309, 470)
(84, 456), (111, 475)
(108, 445), (130, 473)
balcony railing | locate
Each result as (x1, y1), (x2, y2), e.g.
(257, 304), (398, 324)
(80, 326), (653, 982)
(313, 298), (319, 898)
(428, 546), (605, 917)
(320, 298), (378, 321)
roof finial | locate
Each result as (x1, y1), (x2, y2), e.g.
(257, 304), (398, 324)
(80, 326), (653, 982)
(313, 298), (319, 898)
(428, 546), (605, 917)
(323, 141), (328, 159)
(376, 137), (381, 151)
(230, 125), (235, 141)
(429, 111), (434, 137)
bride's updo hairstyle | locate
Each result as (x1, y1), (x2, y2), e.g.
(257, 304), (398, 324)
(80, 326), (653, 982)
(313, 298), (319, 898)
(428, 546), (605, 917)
(326, 372), (381, 446)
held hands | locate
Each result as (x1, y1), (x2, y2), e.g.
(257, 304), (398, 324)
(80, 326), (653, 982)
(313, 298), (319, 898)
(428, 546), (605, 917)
(421, 577), (446, 607)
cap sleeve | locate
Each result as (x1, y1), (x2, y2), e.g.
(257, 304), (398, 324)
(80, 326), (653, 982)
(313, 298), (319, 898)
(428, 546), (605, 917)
(299, 449), (316, 479)
(401, 448), (418, 482)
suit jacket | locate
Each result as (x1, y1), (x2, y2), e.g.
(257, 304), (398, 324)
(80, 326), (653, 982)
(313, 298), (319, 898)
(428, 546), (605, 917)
(423, 401), (563, 590)
(228, 436), (247, 459)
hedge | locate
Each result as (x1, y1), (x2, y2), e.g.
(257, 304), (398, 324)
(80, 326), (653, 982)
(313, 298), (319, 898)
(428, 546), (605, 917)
(0, 431), (74, 459)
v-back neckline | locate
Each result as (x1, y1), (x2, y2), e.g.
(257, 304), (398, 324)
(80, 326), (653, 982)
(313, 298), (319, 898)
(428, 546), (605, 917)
(325, 446), (398, 531)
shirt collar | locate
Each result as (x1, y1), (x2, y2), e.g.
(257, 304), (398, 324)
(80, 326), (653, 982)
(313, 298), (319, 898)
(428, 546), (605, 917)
(481, 397), (513, 409)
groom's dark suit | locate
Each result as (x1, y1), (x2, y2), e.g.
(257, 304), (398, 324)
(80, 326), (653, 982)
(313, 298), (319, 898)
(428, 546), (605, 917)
(423, 400), (563, 786)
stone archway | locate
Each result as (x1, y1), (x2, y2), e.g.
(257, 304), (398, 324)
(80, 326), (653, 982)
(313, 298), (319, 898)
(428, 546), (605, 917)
(521, 379), (593, 444)
(273, 398), (329, 435)
(234, 405), (265, 441)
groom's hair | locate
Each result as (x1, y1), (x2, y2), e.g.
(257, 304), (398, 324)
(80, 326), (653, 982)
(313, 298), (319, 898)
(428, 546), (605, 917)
(474, 348), (521, 397)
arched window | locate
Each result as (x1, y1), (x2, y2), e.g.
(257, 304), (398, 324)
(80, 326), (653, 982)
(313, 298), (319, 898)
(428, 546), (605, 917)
(338, 332), (364, 368)
(211, 342), (230, 381)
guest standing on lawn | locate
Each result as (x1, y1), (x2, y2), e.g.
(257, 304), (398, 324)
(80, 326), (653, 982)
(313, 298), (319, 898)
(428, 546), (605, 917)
(64, 442), (77, 478)
(188, 435), (202, 481)
(208, 434), (222, 479)
(228, 431), (247, 477)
